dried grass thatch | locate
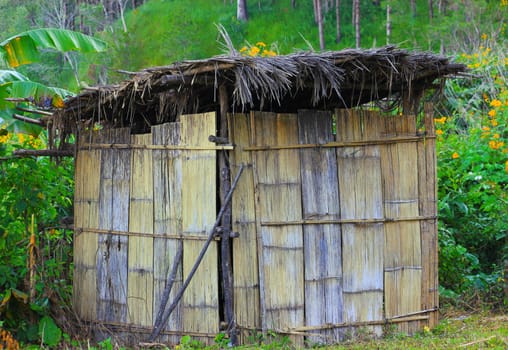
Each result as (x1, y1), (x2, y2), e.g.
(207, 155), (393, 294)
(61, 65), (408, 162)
(54, 46), (466, 136)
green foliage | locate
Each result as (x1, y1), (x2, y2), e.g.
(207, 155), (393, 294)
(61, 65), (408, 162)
(38, 315), (62, 346)
(0, 28), (107, 134)
(0, 132), (74, 343)
(436, 35), (508, 305)
(0, 28), (107, 68)
(179, 334), (205, 349)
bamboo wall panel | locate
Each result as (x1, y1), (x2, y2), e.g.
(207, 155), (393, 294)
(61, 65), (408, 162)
(72, 107), (438, 344)
(251, 112), (304, 344)
(336, 110), (384, 337)
(180, 112), (219, 341)
(381, 115), (422, 333)
(73, 131), (101, 320)
(229, 113), (260, 340)
(418, 103), (439, 327)
(127, 133), (154, 326)
(97, 128), (131, 322)
(297, 110), (343, 343)
(152, 122), (183, 343)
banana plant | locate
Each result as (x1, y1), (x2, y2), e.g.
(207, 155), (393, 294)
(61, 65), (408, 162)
(0, 28), (107, 135)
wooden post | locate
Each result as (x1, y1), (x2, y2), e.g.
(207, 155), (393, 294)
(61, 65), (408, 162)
(148, 165), (244, 342)
(218, 84), (237, 346)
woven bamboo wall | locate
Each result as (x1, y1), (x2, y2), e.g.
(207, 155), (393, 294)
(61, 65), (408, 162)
(74, 107), (438, 346)
(74, 112), (221, 344)
(230, 107), (438, 344)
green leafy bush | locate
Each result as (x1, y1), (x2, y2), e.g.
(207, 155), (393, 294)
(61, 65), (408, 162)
(0, 132), (74, 343)
(437, 34), (507, 306)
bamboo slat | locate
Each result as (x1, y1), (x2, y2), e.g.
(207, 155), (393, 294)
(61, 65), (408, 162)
(242, 136), (428, 151)
(297, 110), (343, 344)
(336, 109), (384, 337)
(97, 128), (131, 323)
(419, 103), (439, 327)
(152, 122), (183, 344)
(79, 143), (233, 151)
(229, 113), (260, 341)
(381, 114), (422, 334)
(127, 133), (154, 327)
(180, 112), (219, 343)
(73, 131), (101, 320)
(251, 112), (304, 346)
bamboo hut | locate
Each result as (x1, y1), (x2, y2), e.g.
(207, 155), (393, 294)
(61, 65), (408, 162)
(52, 46), (466, 346)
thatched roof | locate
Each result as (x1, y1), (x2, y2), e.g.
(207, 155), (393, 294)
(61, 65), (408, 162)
(55, 46), (466, 135)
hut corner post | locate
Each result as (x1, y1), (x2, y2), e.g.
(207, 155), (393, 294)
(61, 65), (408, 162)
(218, 84), (238, 346)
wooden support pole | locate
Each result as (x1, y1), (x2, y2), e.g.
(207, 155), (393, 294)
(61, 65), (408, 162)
(12, 149), (74, 157)
(151, 242), (183, 338)
(13, 113), (46, 126)
(15, 107), (53, 116)
(218, 83), (237, 346)
(147, 164), (244, 342)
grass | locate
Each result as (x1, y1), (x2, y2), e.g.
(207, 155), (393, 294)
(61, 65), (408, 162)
(328, 312), (508, 349)
(46, 310), (507, 349)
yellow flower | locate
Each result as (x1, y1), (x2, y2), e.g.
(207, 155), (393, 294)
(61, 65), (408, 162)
(17, 133), (26, 143)
(0, 130), (10, 143)
(434, 117), (447, 124)
(490, 99), (502, 107)
(491, 119), (499, 127)
(483, 93), (489, 102)
(506, 160), (508, 173)
(249, 46), (260, 56)
(482, 126), (491, 131)
(481, 33), (488, 40)
(489, 141), (505, 150)
(488, 109), (496, 117)
(452, 152), (459, 159)
(239, 46), (248, 53)
(255, 41), (267, 47)
(493, 133), (500, 139)
(436, 129), (443, 135)
(261, 49), (277, 57)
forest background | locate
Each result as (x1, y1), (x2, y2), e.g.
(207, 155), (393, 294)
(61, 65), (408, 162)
(0, 0), (507, 347)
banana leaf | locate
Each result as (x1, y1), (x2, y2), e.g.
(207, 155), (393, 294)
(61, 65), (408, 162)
(0, 69), (29, 84)
(0, 28), (107, 68)
(0, 80), (74, 135)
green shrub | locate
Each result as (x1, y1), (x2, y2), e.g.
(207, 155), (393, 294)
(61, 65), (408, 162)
(437, 34), (507, 306)
(0, 132), (74, 342)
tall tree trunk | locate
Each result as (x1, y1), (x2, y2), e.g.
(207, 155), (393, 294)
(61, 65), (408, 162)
(354, 0), (360, 48)
(351, 0), (355, 27)
(291, 0), (296, 8)
(411, 0), (416, 17)
(429, 0), (434, 21)
(335, 0), (341, 43)
(438, 0), (446, 15)
(116, 0), (128, 32)
(386, 4), (391, 44)
(313, 0), (318, 23)
(316, 0), (325, 50)
(237, 0), (248, 21)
